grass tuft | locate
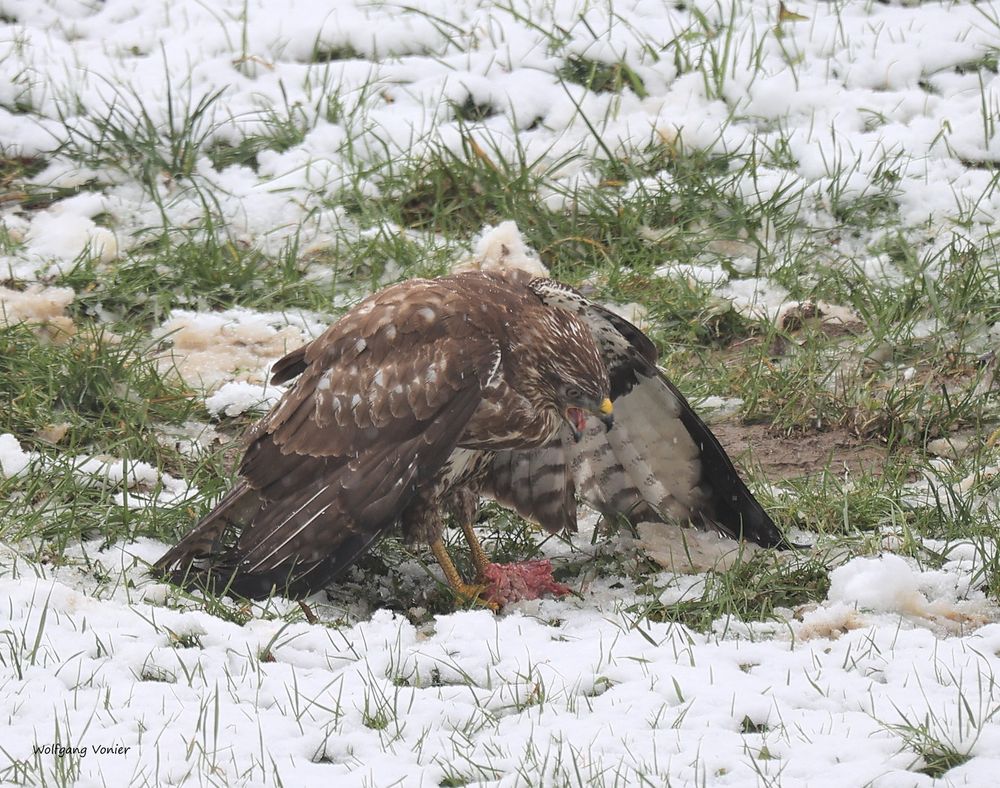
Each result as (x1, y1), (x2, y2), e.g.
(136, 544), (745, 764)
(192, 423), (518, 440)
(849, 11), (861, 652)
(632, 552), (831, 631)
(557, 56), (648, 97)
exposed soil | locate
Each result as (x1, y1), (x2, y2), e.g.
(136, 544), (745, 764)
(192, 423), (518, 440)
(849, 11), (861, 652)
(712, 422), (890, 481)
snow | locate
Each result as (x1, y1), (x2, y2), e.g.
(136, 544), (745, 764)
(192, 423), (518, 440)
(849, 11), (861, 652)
(0, 283), (76, 338)
(153, 307), (325, 391)
(205, 380), (285, 417)
(829, 554), (937, 615)
(0, 432), (32, 476)
(0, 432), (195, 506)
(459, 220), (551, 278)
(1, 545), (998, 786)
(2, 0), (1000, 785)
(638, 520), (763, 572)
(24, 194), (119, 268)
(1, 1), (998, 280)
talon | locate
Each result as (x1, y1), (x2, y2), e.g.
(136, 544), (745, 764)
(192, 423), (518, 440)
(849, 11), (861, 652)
(453, 582), (499, 610)
(430, 539), (500, 610)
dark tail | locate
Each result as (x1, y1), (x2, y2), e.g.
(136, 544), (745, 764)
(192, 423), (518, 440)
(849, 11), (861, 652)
(663, 376), (791, 549)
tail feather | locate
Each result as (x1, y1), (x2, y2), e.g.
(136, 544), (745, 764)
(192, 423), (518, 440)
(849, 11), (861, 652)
(152, 478), (384, 599)
(661, 375), (788, 548)
(153, 480), (257, 574)
(579, 369), (788, 548)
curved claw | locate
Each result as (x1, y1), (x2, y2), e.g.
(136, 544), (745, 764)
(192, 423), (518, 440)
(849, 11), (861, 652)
(453, 582), (500, 611)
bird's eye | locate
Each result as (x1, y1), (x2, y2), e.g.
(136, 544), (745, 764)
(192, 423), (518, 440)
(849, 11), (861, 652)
(564, 385), (582, 400)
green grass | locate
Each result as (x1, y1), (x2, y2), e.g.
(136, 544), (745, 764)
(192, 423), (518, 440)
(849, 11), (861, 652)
(0, 322), (198, 458)
(630, 551), (833, 632)
(53, 78), (227, 191)
(557, 56), (648, 97)
(2, 6), (1000, 787)
(0, 0), (998, 633)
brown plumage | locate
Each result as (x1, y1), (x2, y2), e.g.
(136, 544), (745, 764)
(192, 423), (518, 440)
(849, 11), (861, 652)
(155, 269), (787, 602)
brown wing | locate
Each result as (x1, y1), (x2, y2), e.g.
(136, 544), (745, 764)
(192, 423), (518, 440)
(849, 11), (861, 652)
(155, 280), (502, 598)
(479, 278), (787, 548)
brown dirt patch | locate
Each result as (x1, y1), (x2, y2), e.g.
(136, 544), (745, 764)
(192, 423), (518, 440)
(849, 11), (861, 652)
(711, 422), (889, 481)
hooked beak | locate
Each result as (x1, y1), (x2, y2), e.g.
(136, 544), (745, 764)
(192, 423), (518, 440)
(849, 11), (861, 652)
(565, 397), (614, 443)
(598, 397), (614, 431)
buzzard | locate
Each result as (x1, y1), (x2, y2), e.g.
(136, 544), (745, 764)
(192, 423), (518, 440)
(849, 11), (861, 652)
(155, 268), (786, 605)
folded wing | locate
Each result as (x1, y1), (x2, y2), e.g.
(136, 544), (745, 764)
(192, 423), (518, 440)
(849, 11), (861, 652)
(478, 278), (787, 548)
(155, 284), (500, 597)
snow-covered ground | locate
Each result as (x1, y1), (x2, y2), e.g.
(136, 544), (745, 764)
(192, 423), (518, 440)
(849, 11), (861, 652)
(1, 535), (999, 787)
(4, 0), (1000, 281)
(2, 0), (1000, 785)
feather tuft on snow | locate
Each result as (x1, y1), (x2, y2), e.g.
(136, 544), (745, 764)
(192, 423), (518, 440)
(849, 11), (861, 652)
(637, 521), (762, 572)
(454, 221), (550, 277)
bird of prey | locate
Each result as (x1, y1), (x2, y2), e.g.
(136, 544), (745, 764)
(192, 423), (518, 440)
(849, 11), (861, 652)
(155, 268), (786, 605)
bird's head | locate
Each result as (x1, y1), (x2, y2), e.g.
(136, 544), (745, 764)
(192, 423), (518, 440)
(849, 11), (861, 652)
(518, 308), (613, 442)
(558, 381), (614, 442)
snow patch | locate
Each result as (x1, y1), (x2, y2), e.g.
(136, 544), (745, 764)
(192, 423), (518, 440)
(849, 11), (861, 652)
(205, 381), (284, 417)
(828, 554), (928, 614)
(637, 521), (762, 572)
(23, 193), (118, 269)
(0, 284), (76, 339)
(0, 433), (31, 477)
(827, 554), (993, 634)
(153, 308), (322, 391)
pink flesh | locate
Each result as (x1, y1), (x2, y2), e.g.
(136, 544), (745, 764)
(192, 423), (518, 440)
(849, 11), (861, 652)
(481, 559), (572, 606)
(566, 407), (587, 434)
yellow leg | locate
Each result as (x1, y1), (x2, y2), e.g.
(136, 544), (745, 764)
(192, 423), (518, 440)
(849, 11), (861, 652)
(430, 539), (496, 609)
(459, 520), (492, 580)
